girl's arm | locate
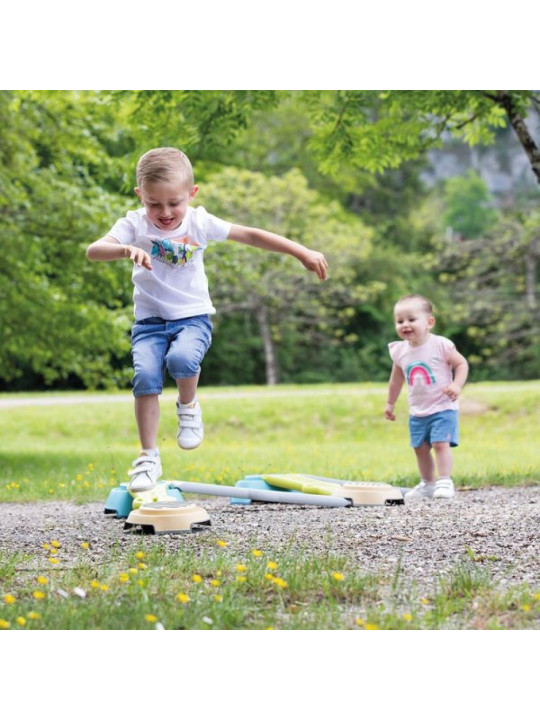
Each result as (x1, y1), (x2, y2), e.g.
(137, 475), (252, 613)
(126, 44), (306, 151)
(443, 349), (469, 401)
(385, 363), (405, 421)
(227, 224), (328, 280)
(86, 235), (153, 270)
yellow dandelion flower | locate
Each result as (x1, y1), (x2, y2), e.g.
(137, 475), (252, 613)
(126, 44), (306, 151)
(135, 551), (145, 560)
(49, 557), (59, 565)
(136, 579), (145, 587)
(88, 463), (94, 471)
(99, 584), (109, 592)
(331, 572), (345, 581)
(252, 549), (262, 557)
(49, 548), (58, 555)
(192, 574), (203, 583)
(119, 573), (129, 583)
(42, 543), (50, 550)
(217, 540), (227, 548)
(214, 595), (223, 603)
(80, 542), (90, 549)
(356, 618), (365, 626)
(210, 579), (220, 587)
(145, 614), (157, 623)
(27, 612), (41, 620)
(50, 540), (61, 548)
(235, 564), (246, 573)
(90, 580), (100, 589)
(534, 593), (540, 601)
(236, 576), (247, 583)
(267, 561), (278, 570)
(365, 623), (379, 630)
(36, 576), (48, 585)
(216, 570), (222, 577)
(32, 591), (45, 600)
(403, 613), (412, 622)
(75, 474), (83, 481)
(128, 567), (138, 575)
(273, 578), (288, 589)
(265, 573), (275, 581)
(176, 593), (190, 604)
(522, 604), (531, 612)
(138, 562), (147, 570)
(16, 617), (26, 627)
(420, 597), (430, 605)
(0, 619), (11, 629)
(3, 594), (16, 605)
(265, 626), (275, 630)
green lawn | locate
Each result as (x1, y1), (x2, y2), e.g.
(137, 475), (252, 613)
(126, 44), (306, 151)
(0, 381), (538, 502)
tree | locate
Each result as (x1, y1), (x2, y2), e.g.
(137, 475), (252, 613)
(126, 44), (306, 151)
(442, 170), (499, 240)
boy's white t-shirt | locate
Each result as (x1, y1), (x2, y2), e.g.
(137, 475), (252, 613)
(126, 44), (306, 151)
(388, 333), (459, 417)
(108, 206), (232, 320)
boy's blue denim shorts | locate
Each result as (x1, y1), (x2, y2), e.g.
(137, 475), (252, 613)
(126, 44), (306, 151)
(131, 315), (213, 397)
(409, 410), (459, 448)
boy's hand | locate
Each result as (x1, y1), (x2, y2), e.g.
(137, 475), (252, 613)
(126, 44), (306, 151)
(443, 382), (461, 402)
(126, 245), (152, 270)
(301, 250), (328, 280)
(384, 403), (396, 421)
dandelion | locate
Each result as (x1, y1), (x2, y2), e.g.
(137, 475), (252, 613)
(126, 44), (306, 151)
(91, 580), (100, 589)
(267, 561), (278, 570)
(265, 573), (275, 581)
(49, 557), (59, 565)
(145, 614), (158, 623)
(176, 593), (190, 604)
(236, 576), (247, 583)
(0, 619), (11, 629)
(217, 540), (227, 548)
(3, 594), (16, 605)
(42, 543), (50, 550)
(273, 578), (288, 589)
(136, 579), (145, 587)
(88, 463), (94, 471)
(331, 572), (345, 581)
(135, 551), (145, 560)
(365, 623), (379, 630)
(49, 548), (58, 555)
(119, 573), (130, 583)
(403, 613), (412, 622)
(99, 584), (109, 592)
(192, 574), (203, 583)
(76, 474), (83, 481)
(522, 604), (531, 613)
(420, 597), (430, 605)
(252, 549), (262, 558)
(138, 562), (147, 570)
(51, 540), (61, 548)
(36, 576), (48, 585)
(32, 591), (45, 600)
(214, 594), (223, 603)
(210, 579), (220, 587)
(128, 568), (138, 575)
(236, 564), (246, 573)
(16, 617), (27, 627)
(356, 618), (365, 627)
(27, 612), (41, 620)
(80, 542), (90, 549)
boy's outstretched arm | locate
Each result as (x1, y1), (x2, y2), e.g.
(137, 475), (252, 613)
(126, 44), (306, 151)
(385, 363), (405, 421)
(86, 236), (153, 270)
(227, 224), (328, 280)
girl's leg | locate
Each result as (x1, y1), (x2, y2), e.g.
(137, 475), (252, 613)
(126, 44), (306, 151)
(135, 394), (160, 449)
(432, 441), (453, 478)
(413, 442), (435, 482)
(176, 373), (200, 405)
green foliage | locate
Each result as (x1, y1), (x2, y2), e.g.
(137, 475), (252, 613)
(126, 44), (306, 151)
(442, 170), (499, 239)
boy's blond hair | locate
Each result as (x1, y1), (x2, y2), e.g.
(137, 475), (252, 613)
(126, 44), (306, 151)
(136, 147), (194, 189)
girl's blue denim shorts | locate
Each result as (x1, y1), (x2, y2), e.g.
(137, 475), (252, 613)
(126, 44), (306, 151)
(130, 314), (213, 396)
(409, 410), (459, 448)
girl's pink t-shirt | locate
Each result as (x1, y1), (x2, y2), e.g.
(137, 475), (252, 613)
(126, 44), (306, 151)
(388, 334), (458, 417)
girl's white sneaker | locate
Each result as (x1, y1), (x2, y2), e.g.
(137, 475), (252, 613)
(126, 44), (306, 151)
(176, 400), (203, 449)
(128, 452), (162, 492)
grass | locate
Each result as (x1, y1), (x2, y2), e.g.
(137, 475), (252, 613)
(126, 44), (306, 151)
(0, 381), (538, 630)
(0, 380), (539, 502)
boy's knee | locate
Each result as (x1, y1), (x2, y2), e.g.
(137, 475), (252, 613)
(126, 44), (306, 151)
(132, 366), (162, 395)
(166, 349), (201, 378)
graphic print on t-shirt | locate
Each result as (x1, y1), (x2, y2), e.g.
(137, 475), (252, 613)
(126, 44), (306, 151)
(406, 362), (436, 386)
(150, 237), (202, 268)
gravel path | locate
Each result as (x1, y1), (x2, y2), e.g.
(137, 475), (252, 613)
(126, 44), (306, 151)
(1, 487), (538, 598)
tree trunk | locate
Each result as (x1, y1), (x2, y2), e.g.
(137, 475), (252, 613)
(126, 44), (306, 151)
(253, 302), (279, 385)
(490, 92), (540, 185)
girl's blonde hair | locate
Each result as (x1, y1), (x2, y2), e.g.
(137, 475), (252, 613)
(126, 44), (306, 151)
(395, 294), (434, 315)
(136, 147), (194, 188)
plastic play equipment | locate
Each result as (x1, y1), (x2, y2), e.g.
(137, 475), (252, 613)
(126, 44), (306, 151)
(104, 482), (183, 518)
(124, 501), (211, 534)
(230, 474), (405, 506)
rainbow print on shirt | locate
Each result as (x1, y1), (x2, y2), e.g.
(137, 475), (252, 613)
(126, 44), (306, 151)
(405, 362), (436, 386)
(150, 237), (202, 268)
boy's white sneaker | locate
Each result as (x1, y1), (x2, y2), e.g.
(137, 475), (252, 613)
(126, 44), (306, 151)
(405, 480), (436, 500)
(176, 400), (203, 450)
(433, 478), (456, 499)
(127, 452), (162, 492)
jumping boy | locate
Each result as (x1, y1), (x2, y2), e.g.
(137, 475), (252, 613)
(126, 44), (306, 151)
(86, 147), (328, 492)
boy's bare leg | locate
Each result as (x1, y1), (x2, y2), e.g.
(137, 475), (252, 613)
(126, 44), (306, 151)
(176, 373), (200, 404)
(414, 442), (435, 482)
(134, 394), (160, 449)
(432, 442), (453, 478)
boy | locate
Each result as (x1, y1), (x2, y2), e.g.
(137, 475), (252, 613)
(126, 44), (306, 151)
(86, 147), (328, 492)
(384, 294), (469, 499)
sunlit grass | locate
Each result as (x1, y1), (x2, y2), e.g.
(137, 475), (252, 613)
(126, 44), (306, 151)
(0, 381), (538, 502)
